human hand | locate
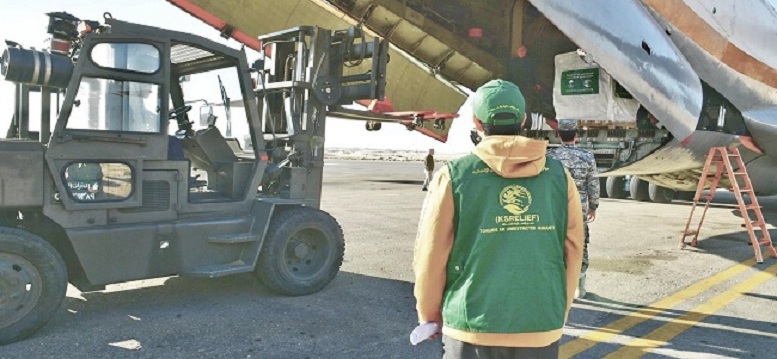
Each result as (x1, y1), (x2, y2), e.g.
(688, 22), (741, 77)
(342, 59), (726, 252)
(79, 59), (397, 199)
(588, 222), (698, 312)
(587, 210), (596, 222)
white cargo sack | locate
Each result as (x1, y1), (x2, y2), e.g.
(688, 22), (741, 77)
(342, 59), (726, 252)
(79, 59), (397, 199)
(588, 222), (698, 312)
(553, 51), (639, 123)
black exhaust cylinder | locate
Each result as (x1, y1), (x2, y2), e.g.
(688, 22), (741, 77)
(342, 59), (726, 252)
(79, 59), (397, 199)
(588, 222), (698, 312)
(1, 47), (73, 88)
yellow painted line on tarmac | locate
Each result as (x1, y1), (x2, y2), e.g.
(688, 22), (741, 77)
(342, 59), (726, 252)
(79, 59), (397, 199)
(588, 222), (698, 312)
(560, 258), (757, 358)
(603, 261), (777, 358)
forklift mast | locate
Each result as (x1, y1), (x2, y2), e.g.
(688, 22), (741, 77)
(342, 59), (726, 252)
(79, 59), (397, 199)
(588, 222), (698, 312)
(256, 25), (388, 207)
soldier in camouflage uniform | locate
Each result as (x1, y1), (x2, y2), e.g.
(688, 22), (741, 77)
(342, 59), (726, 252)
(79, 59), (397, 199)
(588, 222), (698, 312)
(548, 118), (599, 299)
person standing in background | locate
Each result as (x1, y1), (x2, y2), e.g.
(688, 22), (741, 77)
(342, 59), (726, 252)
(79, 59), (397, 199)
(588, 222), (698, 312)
(548, 118), (599, 299)
(423, 149), (435, 191)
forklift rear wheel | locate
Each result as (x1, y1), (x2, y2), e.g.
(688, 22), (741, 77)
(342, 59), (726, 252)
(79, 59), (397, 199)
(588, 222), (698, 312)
(256, 208), (345, 296)
(0, 227), (67, 345)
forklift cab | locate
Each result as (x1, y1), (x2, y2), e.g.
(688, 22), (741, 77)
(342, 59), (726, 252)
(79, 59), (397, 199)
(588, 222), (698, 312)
(46, 18), (264, 221)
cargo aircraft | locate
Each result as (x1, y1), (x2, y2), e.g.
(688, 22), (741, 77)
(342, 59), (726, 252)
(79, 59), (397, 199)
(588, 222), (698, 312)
(166, 0), (777, 202)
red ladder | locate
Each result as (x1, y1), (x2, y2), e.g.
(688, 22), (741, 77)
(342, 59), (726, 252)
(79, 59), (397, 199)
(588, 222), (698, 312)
(681, 147), (777, 263)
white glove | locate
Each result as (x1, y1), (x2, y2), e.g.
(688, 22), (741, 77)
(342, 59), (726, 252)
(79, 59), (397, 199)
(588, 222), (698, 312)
(409, 322), (441, 345)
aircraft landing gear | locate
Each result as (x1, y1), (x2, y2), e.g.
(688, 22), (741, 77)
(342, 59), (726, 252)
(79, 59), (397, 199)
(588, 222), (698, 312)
(649, 183), (675, 203)
(629, 177), (650, 201)
(606, 176), (628, 199)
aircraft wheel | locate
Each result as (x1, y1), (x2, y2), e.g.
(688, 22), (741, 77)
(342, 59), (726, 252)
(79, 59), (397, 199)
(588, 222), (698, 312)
(599, 177), (608, 198)
(676, 191), (695, 201)
(629, 177), (651, 201)
(365, 122), (373, 131)
(255, 208), (344, 296)
(372, 122), (381, 131)
(605, 176), (628, 199)
(649, 183), (674, 203)
(0, 227), (67, 345)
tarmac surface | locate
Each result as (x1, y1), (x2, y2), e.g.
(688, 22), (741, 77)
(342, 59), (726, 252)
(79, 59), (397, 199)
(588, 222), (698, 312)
(2, 159), (777, 358)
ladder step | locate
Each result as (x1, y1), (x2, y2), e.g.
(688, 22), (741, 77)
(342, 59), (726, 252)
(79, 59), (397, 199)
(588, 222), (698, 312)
(208, 233), (259, 244)
(744, 204), (762, 210)
(181, 262), (253, 278)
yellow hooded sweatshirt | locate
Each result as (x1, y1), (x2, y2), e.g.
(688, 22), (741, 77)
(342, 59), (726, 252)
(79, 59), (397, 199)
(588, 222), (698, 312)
(413, 135), (584, 347)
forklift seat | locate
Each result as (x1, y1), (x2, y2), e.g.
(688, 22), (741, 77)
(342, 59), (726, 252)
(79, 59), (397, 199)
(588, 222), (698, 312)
(181, 127), (238, 172)
(181, 127), (252, 200)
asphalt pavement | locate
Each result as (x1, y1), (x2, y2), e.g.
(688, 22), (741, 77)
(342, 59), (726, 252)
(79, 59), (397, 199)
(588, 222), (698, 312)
(2, 160), (776, 359)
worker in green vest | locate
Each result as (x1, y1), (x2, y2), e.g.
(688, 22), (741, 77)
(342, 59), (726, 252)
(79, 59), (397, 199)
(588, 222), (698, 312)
(413, 79), (584, 358)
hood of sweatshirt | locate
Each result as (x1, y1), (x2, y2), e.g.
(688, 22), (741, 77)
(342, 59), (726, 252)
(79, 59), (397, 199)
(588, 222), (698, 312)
(473, 135), (549, 178)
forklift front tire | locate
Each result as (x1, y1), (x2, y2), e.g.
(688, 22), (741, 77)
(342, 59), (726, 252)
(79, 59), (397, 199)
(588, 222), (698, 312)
(255, 208), (345, 296)
(0, 227), (68, 345)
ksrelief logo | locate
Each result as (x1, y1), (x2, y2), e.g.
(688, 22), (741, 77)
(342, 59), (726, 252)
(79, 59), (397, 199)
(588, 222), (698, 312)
(499, 184), (532, 215)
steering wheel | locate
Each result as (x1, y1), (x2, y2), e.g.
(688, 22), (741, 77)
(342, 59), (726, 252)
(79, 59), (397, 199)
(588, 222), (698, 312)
(169, 105), (192, 119)
(170, 105), (194, 138)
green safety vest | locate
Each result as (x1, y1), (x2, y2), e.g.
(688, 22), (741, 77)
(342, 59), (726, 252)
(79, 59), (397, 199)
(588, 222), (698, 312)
(443, 154), (569, 333)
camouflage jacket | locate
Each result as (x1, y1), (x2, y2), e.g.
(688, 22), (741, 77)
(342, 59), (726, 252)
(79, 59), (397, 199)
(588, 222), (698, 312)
(548, 144), (599, 216)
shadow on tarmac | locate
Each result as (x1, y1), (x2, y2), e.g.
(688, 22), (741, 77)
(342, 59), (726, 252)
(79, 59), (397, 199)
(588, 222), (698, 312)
(7, 268), (774, 359)
(669, 192), (777, 263)
(743, 292), (777, 302)
(684, 227), (777, 265)
(731, 203), (777, 228)
(693, 191), (777, 227)
(365, 179), (425, 186)
(609, 192), (777, 213)
(565, 293), (777, 358)
(6, 272), (441, 359)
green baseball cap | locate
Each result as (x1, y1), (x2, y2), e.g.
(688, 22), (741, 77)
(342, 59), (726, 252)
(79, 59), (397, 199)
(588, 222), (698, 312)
(471, 79), (526, 125)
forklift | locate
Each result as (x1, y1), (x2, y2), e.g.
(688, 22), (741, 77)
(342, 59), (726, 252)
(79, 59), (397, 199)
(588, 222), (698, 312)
(0, 11), (387, 344)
